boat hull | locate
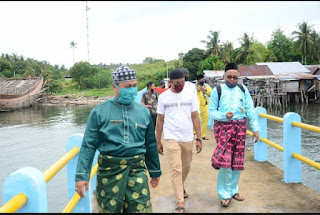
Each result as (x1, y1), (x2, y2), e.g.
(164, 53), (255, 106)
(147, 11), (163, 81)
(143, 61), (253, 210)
(0, 77), (43, 111)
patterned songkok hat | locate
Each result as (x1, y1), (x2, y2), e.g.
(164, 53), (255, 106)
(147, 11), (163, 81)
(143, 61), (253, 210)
(112, 65), (136, 83)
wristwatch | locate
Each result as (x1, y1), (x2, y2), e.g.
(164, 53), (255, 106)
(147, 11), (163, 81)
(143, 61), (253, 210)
(195, 138), (202, 143)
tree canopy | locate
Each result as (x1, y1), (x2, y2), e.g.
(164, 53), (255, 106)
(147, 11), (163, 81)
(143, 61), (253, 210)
(0, 20), (319, 95)
(182, 48), (205, 80)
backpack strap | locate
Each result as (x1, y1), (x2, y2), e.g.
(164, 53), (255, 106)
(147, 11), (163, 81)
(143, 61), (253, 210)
(238, 84), (245, 93)
(216, 84), (221, 110)
(216, 84), (245, 110)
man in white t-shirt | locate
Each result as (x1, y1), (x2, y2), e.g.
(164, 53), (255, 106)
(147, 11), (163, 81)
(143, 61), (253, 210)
(156, 68), (202, 213)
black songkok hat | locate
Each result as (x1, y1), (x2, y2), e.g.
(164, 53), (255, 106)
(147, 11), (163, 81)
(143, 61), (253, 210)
(169, 69), (184, 80)
(225, 63), (238, 72)
(112, 65), (136, 82)
(197, 74), (204, 80)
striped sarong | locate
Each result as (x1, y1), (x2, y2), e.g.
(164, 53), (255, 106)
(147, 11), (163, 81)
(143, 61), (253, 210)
(96, 153), (152, 213)
(211, 119), (247, 170)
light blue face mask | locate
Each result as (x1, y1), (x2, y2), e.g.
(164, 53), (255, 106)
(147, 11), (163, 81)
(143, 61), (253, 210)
(114, 82), (138, 105)
(225, 80), (238, 88)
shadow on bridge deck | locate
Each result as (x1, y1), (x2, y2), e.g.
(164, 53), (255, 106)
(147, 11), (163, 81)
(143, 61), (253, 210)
(93, 128), (320, 213)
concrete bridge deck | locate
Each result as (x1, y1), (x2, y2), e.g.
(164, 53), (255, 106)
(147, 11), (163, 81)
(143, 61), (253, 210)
(93, 128), (320, 213)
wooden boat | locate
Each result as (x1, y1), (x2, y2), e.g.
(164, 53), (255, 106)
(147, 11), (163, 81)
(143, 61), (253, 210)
(0, 76), (44, 111)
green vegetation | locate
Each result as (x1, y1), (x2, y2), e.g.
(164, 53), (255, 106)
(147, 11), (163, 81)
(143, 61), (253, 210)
(0, 21), (319, 97)
(56, 88), (114, 98)
(54, 79), (114, 97)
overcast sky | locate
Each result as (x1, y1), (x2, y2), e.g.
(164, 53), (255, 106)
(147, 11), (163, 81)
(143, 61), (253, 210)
(0, 1), (319, 69)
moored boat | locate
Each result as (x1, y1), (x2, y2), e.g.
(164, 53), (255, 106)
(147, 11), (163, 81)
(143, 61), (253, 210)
(0, 76), (44, 111)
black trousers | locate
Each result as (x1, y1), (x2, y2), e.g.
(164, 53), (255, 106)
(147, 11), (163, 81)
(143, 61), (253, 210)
(151, 113), (157, 129)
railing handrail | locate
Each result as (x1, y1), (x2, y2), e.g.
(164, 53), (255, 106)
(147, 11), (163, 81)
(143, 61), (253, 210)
(259, 113), (284, 123)
(0, 193), (27, 213)
(291, 121), (320, 134)
(247, 130), (284, 152)
(247, 129), (319, 170)
(259, 112), (320, 134)
(292, 153), (320, 170)
(0, 146), (80, 213)
(62, 163), (98, 213)
(43, 147), (80, 183)
(247, 111), (320, 171)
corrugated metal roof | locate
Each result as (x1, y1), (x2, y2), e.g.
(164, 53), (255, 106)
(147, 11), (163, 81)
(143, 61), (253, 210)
(238, 65), (273, 76)
(244, 73), (315, 80)
(275, 72), (316, 80)
(203, 63), (317, 80)
(203, 70), (224, 78)
(245, 75), (275, 80)
(256, 62), (310, 74)
(305, 65), (320, 74)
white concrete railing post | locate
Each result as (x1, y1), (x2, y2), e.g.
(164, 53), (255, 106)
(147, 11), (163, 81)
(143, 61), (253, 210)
(3, 167), (48, 212)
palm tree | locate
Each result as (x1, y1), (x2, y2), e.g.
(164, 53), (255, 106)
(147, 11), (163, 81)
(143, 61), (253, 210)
(220, 41), (234, 64)
(69, 41), (77, 64)
(201, 30), (221, 57)
(292, 22), (313, 65)
(310, 30), (320, 64)
(235, 33), (254, 64)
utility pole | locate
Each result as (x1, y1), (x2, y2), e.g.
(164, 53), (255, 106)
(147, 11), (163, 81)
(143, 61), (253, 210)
(166, 62), (168, 78)
(86, 1), (90, 63)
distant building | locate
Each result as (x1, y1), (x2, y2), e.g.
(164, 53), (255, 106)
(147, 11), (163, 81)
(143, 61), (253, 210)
(64, 74), (72, 79)
(203, 62), (319, 106)
(305, 65), (320, 76)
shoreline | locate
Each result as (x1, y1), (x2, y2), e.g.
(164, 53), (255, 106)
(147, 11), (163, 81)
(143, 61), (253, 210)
(37, 94), (113, 106)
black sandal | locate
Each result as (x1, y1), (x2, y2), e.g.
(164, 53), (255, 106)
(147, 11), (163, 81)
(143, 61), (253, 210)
(232, 193), (244, 201)
(220, 198), (231, 207)
(174, 206), (185, 213)
(184, 189), (188, 198)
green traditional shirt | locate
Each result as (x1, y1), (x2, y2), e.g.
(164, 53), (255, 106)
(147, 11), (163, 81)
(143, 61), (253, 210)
(75, 98), (162, 181)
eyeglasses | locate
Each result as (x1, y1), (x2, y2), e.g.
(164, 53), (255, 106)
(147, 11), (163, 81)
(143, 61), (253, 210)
(226, 75), (239, 80)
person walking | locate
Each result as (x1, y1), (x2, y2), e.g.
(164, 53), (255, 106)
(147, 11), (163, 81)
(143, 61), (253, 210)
(141, 81), (159, 128)
(154, 80), (169, 94)
(208, 63), (259, 207)
(159, 80), (166, 89)
(156, 68), (202, 213)
(196, 73), (212, 140)
(181, 68), (196, 91)
(75, 65), (162, 213)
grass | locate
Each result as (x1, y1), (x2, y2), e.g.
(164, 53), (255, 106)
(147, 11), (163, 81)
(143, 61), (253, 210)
(53, 79), (114, 98)
(54, 88), (114, 98)
(82, 88), (114, 97)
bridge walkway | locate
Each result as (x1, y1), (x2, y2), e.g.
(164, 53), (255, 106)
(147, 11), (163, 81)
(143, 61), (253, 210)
(92, 128), (320, 213)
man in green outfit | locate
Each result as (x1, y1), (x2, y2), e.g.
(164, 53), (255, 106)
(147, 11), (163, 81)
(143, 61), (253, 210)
(75, 65), (162, 213)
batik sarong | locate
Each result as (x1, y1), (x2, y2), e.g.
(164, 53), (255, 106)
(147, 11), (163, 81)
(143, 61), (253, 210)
(96, 153), (152, 213)
(211, 119), (247, 170)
